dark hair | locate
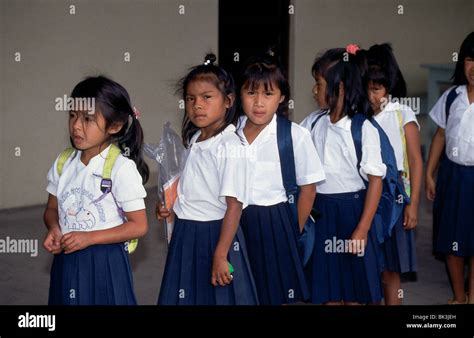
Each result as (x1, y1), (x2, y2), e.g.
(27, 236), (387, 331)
(70, 75), (149, 183)
(311, 49), (342, 78)
(178, 53), (237, 148)
(367, 43), (407, 98)
(452, 31), (474, 85)
(238, 50), (290, 118)
(315, 47), (372, 118)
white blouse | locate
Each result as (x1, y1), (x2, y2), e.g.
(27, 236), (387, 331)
(310, 113), (387, 194)
(236, 114), (326, 206)
(173, 124), (249, 221)
(429, 85), (474, 166)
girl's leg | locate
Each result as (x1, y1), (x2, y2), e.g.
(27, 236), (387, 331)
(469, 257), (474, 304)
(382, 271), (402, 305)
(446, 254), (467, 303)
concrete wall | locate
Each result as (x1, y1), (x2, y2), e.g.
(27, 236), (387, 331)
(0, 0), (218, 209)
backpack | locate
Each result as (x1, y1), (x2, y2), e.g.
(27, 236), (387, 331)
(56, 144), (138, 254)
(445, 86), (459, 123)
(350, 113), (409, 244)
(276, 116), (318, 266)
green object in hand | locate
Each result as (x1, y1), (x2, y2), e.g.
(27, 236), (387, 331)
(228, 262), (234, 274)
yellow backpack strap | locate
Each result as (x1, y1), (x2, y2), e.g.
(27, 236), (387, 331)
(103, 144), (122, 179)
(396, 110), (411, 197)
(57, 148), (75, 176)
(102, 144), (139, 254)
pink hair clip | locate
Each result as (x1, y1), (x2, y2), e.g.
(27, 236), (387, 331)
(133, 106), (141, 119)
(346, 44), (360, 55)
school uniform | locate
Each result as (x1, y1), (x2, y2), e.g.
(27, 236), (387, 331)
(158, 125), (259, 305)
(308, 112), (386, 304)
(236, 114), (326, 305)
(374, 102), (418, 273)
(46, 144), (146, 305)
(430, 85), (474, 257)
(300, 109), (324, 131)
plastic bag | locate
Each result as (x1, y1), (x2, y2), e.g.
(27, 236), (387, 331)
(144, 122), (187, 244)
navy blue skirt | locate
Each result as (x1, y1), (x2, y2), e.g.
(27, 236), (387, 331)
(48, 242), (136, 305)
(158, 217), (259, 305)
(380, 209), (417, 273)
(240, 202), (309, 305)
(435, 158), (474, 256)
(305, 191), (383, 304)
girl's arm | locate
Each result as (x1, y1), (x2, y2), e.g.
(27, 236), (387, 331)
(43, 194), (63, 254)
(425, 127), (445, 201)
(404, 122), (423, 229)
(212, 196), (242, 287)
(350, 175), (382, 255)
(60, 209), (148, 254)
(297, 183), (317, 232)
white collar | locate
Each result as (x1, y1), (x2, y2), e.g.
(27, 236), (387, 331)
(190, 124), (236, 150)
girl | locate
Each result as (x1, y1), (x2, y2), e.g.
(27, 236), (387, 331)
(426, 31), (474, 304)
(306, 45), (385, 305)
(43, 75), (149, 305)
(367, 43), (422, 305)
(236, 53), (326, 305)
(300, 56), (333, 131)
(157, 54), (258, 305)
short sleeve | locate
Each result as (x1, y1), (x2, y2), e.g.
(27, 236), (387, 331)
(429, 88), (452, 129)
(360, 121), (387, 180)
(112, 159), (147, 212)
(215, 140), (248, 208)
(292, 126), (326, 185)
(401, 106), (420, 130)
(46, 155), (61, 196)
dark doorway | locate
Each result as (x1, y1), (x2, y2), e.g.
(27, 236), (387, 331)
(218, 0), (290, 87)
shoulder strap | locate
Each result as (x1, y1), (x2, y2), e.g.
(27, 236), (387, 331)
(57, 148), (75, 176)
(277, 116), (298, 196)
(350, 113), (366, 184)
(310, 110), (329, 130)
(396, 110), (410, 174)
(102, 144), (121, 179)
(445, 86), (459, 122)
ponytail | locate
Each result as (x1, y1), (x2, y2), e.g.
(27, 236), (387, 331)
(117, 115), (149, 184)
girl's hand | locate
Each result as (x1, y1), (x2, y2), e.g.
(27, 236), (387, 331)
(349, 226), (368, 256)
(60, 231), (93, 254)
(425, 175), (436, 201)
(43, 226), (63, 254)
(156, 203), (170, 221)
(211, 255), (232, 287)
(403, 203), (418, 230)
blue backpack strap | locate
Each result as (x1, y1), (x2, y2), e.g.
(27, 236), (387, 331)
(350, 113), (368, 188)
(310, 109), (329, 131)
(277, 116), (316, 266)
(350, 113), (408, 243)
(276, 116), (298, 223)
(445, 86), (459, 122)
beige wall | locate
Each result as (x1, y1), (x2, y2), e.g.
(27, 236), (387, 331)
(0, 0), (218, 209)
(289, 0), (474, 122)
